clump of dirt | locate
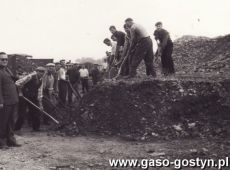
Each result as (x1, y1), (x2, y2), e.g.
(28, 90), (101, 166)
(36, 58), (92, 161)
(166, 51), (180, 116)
(56, 34), (230, 141)
(173, 34), (230, 75)
(66, 78), (230, 141)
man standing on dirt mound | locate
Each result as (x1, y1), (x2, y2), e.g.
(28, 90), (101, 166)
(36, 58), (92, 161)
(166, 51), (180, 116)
(109, 26), (126, 62)
(125, 18), (156, 78)
(154, 22), (175, 77)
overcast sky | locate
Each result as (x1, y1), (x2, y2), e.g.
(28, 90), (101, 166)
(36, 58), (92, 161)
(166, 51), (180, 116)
(0, 0), (229, 61)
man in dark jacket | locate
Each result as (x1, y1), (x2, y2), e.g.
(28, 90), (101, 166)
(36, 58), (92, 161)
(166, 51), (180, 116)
(0, 52), (20, 148)
(15, 67), (45, 132)
(109, 26), (126, 61)
(154, 22), (175, 76)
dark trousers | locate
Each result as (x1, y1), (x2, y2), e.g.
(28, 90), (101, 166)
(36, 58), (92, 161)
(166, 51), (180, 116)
(68, 82), (74, 104)
(0, 104), (17, 142)
(81, 78), (89, 93)
(161, 42), (175, 75)
(15, 97), (28, 130)
(92, 78), (98, 85)
(129, 37), (156, 77)
(43, 90), (55, 124)
(58, 80), (67, 105)
(120, 58), (129, 76)
(27, 97), (41, 131)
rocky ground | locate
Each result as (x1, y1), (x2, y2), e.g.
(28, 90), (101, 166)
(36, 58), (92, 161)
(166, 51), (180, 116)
(65, 77), (230, 141)
(0, 129), (230, 170)
(173, 34), (230, 75)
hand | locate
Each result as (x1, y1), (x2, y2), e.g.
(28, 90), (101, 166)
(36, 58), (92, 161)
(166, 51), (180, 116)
(157, 51), (162, 58)
(0, 104), (3, 109)
(31, 71), (37, 76)
(48, 90), (53, 96)
(39, 105), (44, 111)
(154, 55), (158, 63)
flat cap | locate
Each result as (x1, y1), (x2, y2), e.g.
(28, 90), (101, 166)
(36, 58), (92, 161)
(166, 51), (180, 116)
(46, 63), (55, 67)
(36, 66), (46, 71)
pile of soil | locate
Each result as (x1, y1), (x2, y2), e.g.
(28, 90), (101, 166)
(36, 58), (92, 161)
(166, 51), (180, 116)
(55, 34), (230, 141)
(173, 34), (230, 75)
(66, 78), (230, 141)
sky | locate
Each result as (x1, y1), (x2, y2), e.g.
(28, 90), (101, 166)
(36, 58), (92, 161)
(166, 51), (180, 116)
(0, 0), (229, 62)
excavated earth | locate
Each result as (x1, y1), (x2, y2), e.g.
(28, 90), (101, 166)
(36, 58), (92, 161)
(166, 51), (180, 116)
(60, 77), (230, 142)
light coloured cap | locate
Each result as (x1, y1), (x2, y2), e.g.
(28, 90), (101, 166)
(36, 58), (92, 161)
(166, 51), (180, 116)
(46, 63), (55, 67)
(36, 66), (46, 72)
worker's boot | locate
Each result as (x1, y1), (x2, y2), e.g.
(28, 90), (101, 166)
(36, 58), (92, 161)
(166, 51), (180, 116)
(0, 138), (9, 149)
(7, 136), (21, 147)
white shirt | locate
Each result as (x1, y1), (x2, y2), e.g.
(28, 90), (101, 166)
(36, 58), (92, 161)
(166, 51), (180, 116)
(79, 68), (89, 78)
(58, 67), (66, 80)
(111, 41), (117, 55)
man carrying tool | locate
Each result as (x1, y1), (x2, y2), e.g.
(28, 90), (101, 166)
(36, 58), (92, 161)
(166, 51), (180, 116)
(42, 63), (56, 125)
(15, 67), (45, 132)
(154, 21), (175, 76)
(0, 52), (21, 149)
(109, 26), (126, 62)
(125, 18), (156, 78)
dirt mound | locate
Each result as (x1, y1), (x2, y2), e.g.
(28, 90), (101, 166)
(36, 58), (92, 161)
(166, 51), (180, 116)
(67, 78), (230, 140)
(173, 34), (230, 75)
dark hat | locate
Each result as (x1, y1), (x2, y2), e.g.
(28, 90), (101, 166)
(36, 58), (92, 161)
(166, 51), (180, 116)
(125, 18), (133, 22)
(155, 22), (162, 26)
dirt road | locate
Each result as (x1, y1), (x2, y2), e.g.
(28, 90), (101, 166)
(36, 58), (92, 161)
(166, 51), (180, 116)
(0, 129), (229, 170)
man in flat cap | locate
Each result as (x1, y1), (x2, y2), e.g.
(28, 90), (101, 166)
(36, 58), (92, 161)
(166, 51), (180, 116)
(42, 63), (56, 124)
(154, 22), (175, 76)
(0, 52), (20, 148)
(125, 18), (156, 78)
(15, 66), (45, 131)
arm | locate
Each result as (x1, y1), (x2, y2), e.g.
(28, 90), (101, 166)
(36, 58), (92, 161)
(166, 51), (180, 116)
(48, 76), (54, 91)
(0, 74), (3, 107)
(115, 34), (121, 58)
(37, 82), (43, 109)
(15, 71), (37, 87)
(161, 33), (169, 50)
(121, 37), (129, 59)
(153, 31), (162, 57)
(115, 32), (125, 57)
(86, 70), (89, 78)
(129, 27), (136, 50)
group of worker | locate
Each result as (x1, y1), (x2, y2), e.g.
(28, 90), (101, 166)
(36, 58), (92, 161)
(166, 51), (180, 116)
(0, 18), (175, 149)
(103, 18), (175, 78)
(0, 54), (100, 149)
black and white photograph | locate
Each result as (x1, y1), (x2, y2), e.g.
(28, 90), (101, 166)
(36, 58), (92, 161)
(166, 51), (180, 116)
(0, 0), (230, 169)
